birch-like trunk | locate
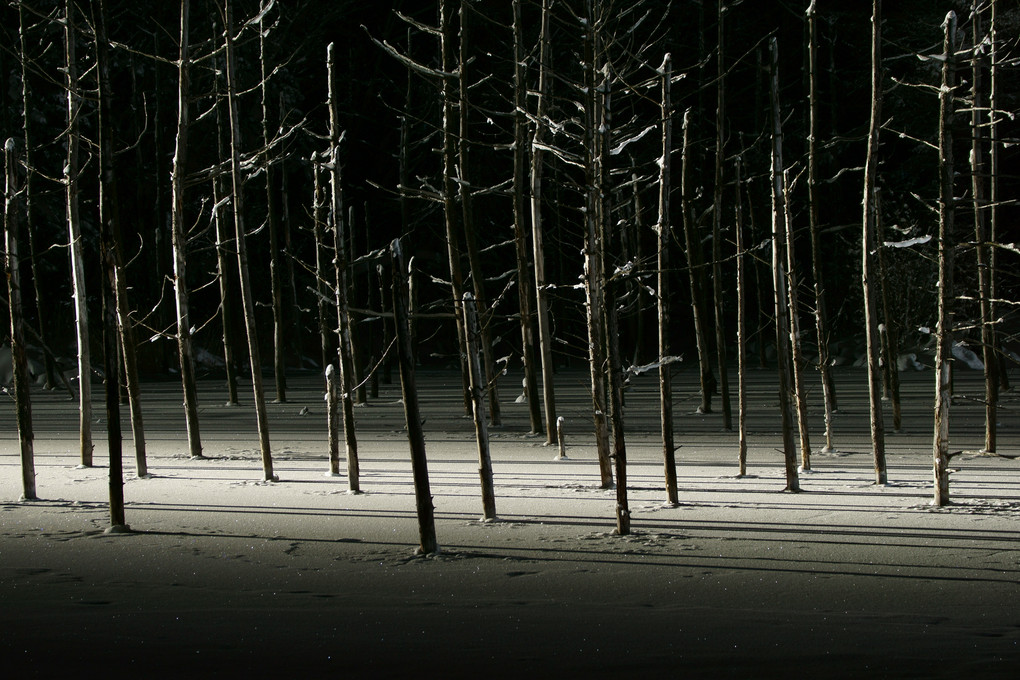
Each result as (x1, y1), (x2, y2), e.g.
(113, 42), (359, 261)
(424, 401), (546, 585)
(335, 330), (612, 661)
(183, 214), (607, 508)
(768, 37), (800, 493)
(63, 0), (93, 467)
(657, 54), (678, 506)
(170, 0), (203, 460)
(224, 0), (274, 481)
(734, 152), (748, 476)
(530, 0), (558, 446)
(862, 0), (887, 485)
(933, 11), (958, 507)
(712, 0), (732, 432)
(782, 171), (812, 471)
(312, 153), (333, 374)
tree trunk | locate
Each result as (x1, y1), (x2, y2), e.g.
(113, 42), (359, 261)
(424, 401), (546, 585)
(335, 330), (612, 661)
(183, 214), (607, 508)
(768, 37), (800, 493)
(64, 0), (93, 468)
(806, 0), (837, 453)
(328, 43), (360, 495)
(260, 15), (287, 403)
(224, 0), (274, 481)
(876, 190), (902, 432)
(94, 0), (128, 529)
(971, 1), (996, 453)
(988, 0), (1007, 392)
(933, 11), (958, 507)
(530, 0), (558, 446)
(680, 109), (715, 416)
(862, 0), (887, 485)
(512, 0), (542, 436)
(170, 0), (203, 461)
(712, 0), (732, 432)
(312, 153), (333, 375)
(326, 363), (341, 476)
(464, 293), (497, 521)
(391, 239), (439, 555)
(735, 152), (748, 477)
(782, 170), (812, 471)
(657, 54), (678, 507)
(5, 139), (37, 501)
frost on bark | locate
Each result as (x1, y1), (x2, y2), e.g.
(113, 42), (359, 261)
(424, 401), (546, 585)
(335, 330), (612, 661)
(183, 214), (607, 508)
(862, 0), (887, 485)
(933, 12), (958, 507)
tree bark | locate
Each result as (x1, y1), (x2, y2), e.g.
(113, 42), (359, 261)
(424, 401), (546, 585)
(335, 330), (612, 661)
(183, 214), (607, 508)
(391, 239), (439, 555)
(224, 0), (274, 481)
(712, 0), (732, 431)
(862, 0), (887, 485)
(933, 11), (958, 507)
(464, 293), (497, 521)
(782, 170), (812, 471)
(64, 0), (94, 468)
(657, 54), (678, 507)
(768, 37), (800, 493)
(170, 0), (203, 460)
(734, 152), (748, 476)
(530, 0), (558, 446)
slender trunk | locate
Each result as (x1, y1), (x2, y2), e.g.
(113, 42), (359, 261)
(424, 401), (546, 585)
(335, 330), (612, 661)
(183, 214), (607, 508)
(94, 0), (145, 481)
(464, 293), (497, 521)
(769, 37), (800, 493)
(224, 0), (274, 481)
(5, 139), (36, 501)
(782, 170), (812, 470)
(988, 0), (1006, 392)
(735, 152), (748, 476)
(806, 0), (837, 453)
(712, 0), (732, 431)
(933, 11), (958, 507)
(94, 0), (128, 528)
(971, 1), (996, 453)
(170, 0), (203, 460)
(680, 109), (714, 415)
(312, 153), (333, 374)
(530, 0), (557, 445)
(657, 54), (678, 506)
(862, 0), (887, 485)
(876, 190), (902, 432)
(391, 239), (439, 555)
(64, 0), (93, 467)
(328, 43), (360, 494)
(325, 363), (341, 476)
(458, 2), (500, 427)
(512, 0), (542, 435)
(261, 17), (286, 403)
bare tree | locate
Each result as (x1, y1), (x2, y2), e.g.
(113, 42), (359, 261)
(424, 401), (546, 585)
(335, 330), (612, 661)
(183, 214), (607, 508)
(464, 293), (496, 521)
(712, 0), (732, 431)
(657, 53), (678, 506)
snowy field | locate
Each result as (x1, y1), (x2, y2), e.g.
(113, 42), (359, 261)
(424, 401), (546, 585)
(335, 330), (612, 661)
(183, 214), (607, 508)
(1, 365), (1018, 678)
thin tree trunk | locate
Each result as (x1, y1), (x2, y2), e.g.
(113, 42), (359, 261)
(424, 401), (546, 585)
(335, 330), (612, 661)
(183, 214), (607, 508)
(464, 293), (497, 521)
(224, 0), (274, 481)
(512, 0), (542, 436)
(862, 0), (887, 485)
(5, 139), (36, 501)
(260, 15), (286, 403)
(94, 0), (128, 529)
(170, 0), (203, 460)
(657, 54), (678, 507)
(312, 152), (333, 374)
(768, 37), (800, 493)
(782, 170), (812, 470)
(391, 239), (439, 555)
(876, 189), (902, 432)
(933, 11), (958, 507)
(988, 0), (1006, 392)
(326, 363), (340, 476)
(64, 0), (93, 468)
(971, 0), (996, 453)
(680, 109), (714, 416)
(735, 152), (748, 476)
(94, 0), (145, 481)
(530, 0), (557, 446)
(712, 0), (732, 432)
(328, 43), (360, 494)
(458, 1), (500, 427)
(806, 0), (837, 453)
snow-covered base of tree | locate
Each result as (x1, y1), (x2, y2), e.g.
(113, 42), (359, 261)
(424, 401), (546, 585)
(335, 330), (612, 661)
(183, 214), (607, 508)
(0, 368), (1017, 678)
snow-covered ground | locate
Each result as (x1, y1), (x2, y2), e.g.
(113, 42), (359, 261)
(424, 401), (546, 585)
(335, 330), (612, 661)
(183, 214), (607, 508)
(1, 366), (1017, 678)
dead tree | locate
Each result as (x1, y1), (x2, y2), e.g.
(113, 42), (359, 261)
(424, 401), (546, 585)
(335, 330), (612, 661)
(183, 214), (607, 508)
(734, 152), (748, 476)
(768, 37), (800, 493)
(862, 0), (887, 485)
(988, 0), (1007, 392)
(933, 11), (958, 507)
(224, 0), (274, 481)
(657, 53), (678, 506)
(63, 0), (93, 467)
(391, 239), (439, 555)
(712, 0), (732, 431)
(5, 139), (36, 502)
(327, 42), (360, 494)
(782, 170), (812, 471)
(512, 0), (542, 436)
(529, 0), (558, 446)
(170, 0), (203, 460)
(464, 293), (497, 521)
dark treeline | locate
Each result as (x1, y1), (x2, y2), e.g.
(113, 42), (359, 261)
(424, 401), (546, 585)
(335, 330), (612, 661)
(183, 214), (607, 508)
(2, 0), (1018, 524)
